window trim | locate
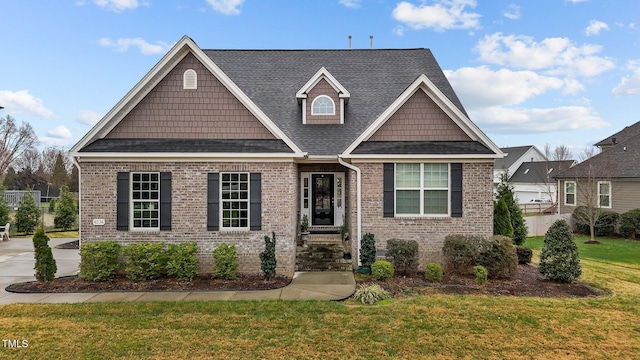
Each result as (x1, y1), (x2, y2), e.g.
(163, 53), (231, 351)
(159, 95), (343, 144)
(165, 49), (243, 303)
(394, 163), (451, 217)
(597, 181), (611, 209)
(183, 69), (197, 89)
(564, 181), (576, 206)
(311, 95), (335, 115)
(130, 172), (161, 231)
(220, 172), (250, 230)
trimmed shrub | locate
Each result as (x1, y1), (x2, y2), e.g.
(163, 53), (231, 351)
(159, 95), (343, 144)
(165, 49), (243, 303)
(353, 284), (391, 305)
(79, 241), (122, 281)
(573, 206), (619, 237)
(359, 233), (376, 269)
(424, 262), (443, 283)
(48, 198), (56, 213)
(54, 185), (77, 230)
(371, 260), (394, 281)
(515, 246), (533, 265)
(166, 242), (199, 282)
(442, 234), (517, 279)
(539, 219), (582, 282)
(473, 265), (488, 285)
(122, 243), (168, 282)
(619, 209), (640, 239)
(213, 243), (238, 280)
(493, 198), (513, 237)
(260, 232), (277, 280)
(33, 227), (57, 282)
(385, 239), (419, 275)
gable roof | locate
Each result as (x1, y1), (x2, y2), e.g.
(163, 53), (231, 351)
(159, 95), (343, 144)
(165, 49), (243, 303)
(594, 120), (640, 149)
(296, 67), (350, 101)
(495, 146), (546, 171)
(510, 160), (576, 183)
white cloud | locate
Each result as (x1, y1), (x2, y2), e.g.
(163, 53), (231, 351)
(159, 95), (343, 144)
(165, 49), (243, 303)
(77, 110), (103, 125)
(444, 66), (567, 109)
(585, 20), (609, 36)
(502, 4), (520, 20)
(0, 90), (55, 119)
(47, 126), (73, 139)
(94, 0), (142, 12)
(611, 61), (640, 96)
(393, 25), (405, 36)
(392, 0), (481, 32)
(471, 106), (608, 134)
(206, 0), (244, 15)
(475, 33), (615, 77)
(99, 37), (171, 55)
(566, 0), (588, 3)
(339, 0), (362, 8)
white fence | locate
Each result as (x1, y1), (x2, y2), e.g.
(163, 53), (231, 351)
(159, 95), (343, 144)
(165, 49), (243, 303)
(524, 214), (571, 237)
(5, 190), (42, 210)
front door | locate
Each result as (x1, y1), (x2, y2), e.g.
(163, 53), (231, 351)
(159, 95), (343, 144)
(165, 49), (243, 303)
(312, 174), (334, 226)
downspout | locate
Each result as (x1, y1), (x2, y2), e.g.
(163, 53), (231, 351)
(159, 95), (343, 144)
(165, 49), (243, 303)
(338, 155), (362, 266)
(71, 156), (82, 249)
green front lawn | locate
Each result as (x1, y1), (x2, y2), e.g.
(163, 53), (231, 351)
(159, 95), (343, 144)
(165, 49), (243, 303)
(525, 235), (640, 265)
(2, 236), (640, 359)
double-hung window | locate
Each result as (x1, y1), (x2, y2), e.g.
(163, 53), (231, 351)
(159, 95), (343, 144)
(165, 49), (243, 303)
(131, 172), (160, 230)
(598, 181), (611, 208)
(221, 173), (249, 229)
(565, 181), (576, 206)
(395, 163), (449, 216)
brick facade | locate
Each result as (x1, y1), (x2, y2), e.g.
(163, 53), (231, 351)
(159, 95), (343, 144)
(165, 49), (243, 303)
(106, 53), (276, 140)
(346, 162), (494, 267)
(79, 161), (298, 276)
(369, 89), (471, 141)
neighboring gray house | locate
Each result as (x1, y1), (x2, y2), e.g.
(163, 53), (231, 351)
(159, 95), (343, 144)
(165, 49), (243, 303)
(494, 145), (546, 184)
(509, 160), (576, 204)
(70, 36), (503, 276)
(556, 120), (640, 215)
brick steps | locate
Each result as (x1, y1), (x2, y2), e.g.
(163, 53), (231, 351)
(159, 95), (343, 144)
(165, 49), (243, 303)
(296, 234), (352, 272)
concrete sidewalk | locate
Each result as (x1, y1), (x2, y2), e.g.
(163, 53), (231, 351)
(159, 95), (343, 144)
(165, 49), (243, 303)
(0, 238), (355, 304)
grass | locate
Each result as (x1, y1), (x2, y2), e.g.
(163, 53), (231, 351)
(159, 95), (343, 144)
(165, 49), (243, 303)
(525, 235), (640, 265)
(2, 237), (640, 359)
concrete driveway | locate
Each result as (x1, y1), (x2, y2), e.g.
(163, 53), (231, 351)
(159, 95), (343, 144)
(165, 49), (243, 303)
(0, 237), (80, 304)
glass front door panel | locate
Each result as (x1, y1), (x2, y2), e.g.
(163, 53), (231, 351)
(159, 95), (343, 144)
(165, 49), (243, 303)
(312, 174), (334, 226)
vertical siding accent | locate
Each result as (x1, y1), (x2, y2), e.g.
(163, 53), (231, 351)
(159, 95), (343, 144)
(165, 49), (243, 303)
(383, 163), (395, 218)
(207, 173), (219, 231)
(250, 173), (262, 230)
(160, 172), (172, 231)
(116, 172), (129, 231)
(451, 163), (463, 218)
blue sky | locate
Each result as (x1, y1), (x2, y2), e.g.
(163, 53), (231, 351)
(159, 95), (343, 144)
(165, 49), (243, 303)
(1, 0), (639, 158)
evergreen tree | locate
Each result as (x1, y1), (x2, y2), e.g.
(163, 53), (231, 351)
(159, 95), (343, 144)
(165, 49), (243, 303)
(539, 219), (581, 282)
(493, 198), (513, 237)
(54, 185), (77, 230)
(3, 167), (17, 189)
(260, 232), (277, 280)
(33, 227), (57, 281)
(0, 186), (10, 225)
(15, 191), (40, 234)
(495, 172), (528, 245)
(50, 153), (68, 188)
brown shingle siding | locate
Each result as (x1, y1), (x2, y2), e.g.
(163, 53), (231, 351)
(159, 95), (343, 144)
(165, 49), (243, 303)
(369, 89), (471, 142)
(106, 53), (276, 140)
(305, 78), (342, 125)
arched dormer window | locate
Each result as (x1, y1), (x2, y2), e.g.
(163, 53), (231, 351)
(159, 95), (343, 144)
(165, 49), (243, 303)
(183, 69), (197, 89)
(311, 95), (335, 115)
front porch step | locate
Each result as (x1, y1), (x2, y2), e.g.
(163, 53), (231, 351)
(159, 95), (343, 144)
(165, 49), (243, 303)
(296, 242), (352, 272)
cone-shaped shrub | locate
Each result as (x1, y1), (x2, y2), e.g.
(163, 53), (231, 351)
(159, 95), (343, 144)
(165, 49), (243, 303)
(33, 227), (57, 282)
(539, 219), (581, 282)
(493, 198), (513, 237)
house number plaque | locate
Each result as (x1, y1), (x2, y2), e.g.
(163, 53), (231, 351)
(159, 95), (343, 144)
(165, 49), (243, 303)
(92, 219), (106, 226)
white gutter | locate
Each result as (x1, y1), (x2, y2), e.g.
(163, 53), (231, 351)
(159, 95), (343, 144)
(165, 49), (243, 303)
(71, 156), (82, 249)
(338, 155), (362, 266)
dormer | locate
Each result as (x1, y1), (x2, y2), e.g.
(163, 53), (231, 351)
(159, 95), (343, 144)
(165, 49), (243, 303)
(296, 67), (350, 125)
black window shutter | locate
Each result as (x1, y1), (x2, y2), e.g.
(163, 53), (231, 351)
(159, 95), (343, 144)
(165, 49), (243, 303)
(249, 173), (262, 230)
(207, 173), (219, 231)
(451, 163), (463, 218)
(116, 172), (129, 231)
(383, 163), (395, 218)
(160, 172), (172, 230)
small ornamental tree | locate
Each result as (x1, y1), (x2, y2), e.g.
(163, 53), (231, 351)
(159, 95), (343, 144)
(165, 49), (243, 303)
(260, 232), (277, 280)
(54, 185), (77, 230)
(495, 173), (527, 245)
(359, 233), (376, 269)
(15, 191), (40, 234)
(539, 219), (582, 282)
(33, 227), (57, 281)
(493, 198), (513, 237)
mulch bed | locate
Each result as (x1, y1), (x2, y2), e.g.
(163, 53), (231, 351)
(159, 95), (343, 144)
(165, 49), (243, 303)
(55, 240), (79, 249)
(363, 264), (603, 298)
(6, 273), (291, 293)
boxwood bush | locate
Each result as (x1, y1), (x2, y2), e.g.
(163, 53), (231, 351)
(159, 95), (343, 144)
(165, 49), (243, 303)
(515, 246), (533, 265)
(385, 239), (418, 275)
(122, 243), (168, 282)
(539, 219), (581, 282)
(213, 243), (238, 280)
(79, 241), (122, 282)
(371, 260), (394, 281)
(442, 234), (517, 279)
(619, 209), (640, 239)
(424, 262), (443, 283)
(166, 242), (199, 282)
